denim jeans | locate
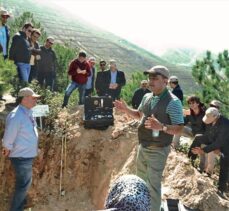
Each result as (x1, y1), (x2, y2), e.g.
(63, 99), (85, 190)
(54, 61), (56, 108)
(16, 63), (31, 82)
(10, 157), (34, 211)
(62, 81), (86, 107)
(136, 144), (170, 211)
(85, 88), (93, 97)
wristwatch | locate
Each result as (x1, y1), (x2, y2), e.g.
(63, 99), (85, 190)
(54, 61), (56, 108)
(162, 124), (168, 132)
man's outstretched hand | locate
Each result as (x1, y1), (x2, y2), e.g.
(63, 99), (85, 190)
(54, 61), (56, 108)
(113, 100), (127, 112)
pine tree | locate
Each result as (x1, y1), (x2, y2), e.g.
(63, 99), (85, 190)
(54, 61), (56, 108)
(0, 55), (17, 97)
(192, 50), (229, 116)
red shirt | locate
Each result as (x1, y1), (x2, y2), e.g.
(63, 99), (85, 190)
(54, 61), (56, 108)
(68, 59), (91, 84)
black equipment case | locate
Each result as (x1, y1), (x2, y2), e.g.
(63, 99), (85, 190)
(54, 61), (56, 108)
(83, 96), (114, 130)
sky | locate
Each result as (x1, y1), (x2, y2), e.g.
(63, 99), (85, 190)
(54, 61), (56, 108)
(47, 0), (229, 55)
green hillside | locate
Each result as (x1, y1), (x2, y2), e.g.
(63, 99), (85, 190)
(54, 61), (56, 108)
(161, 48), (207, 67)
(1, 0), (198, 93)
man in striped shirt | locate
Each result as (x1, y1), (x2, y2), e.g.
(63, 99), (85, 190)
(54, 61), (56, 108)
(114, 65), (184, 211)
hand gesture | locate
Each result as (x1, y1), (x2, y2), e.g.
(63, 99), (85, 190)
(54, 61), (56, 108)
(144, 114), (162, 130)
(191, 147), (204, 155)
(113, 100), (127, 112)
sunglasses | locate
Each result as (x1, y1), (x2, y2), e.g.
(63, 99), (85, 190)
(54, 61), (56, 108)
(48, 41), (54, 45)
(1, 15), (9, 19)
(100, 63), (106, 66)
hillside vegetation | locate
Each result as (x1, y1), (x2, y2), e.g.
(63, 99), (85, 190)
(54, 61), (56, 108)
(161, 48), (206, 67)
(2, 0), (198, 93)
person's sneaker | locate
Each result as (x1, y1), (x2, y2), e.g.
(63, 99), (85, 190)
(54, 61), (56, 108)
(217, 190), (229, 200)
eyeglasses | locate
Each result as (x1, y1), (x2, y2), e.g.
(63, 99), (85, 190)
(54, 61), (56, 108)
(100, 63), (106, 66)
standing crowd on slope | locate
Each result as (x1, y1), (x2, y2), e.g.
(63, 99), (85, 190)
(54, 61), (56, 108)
(1, 8), (229, 211)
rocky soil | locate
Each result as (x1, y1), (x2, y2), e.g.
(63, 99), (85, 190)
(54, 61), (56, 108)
(0, 102), (229, 211)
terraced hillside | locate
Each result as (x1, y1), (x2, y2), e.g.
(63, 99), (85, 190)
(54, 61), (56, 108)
(2, 0), (198, 93)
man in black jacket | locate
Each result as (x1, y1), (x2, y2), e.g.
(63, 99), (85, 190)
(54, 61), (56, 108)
(95, 60), (107, 96)
(191, 107), (229, 199)
(9, 23), (34, 82)
(169, 75), (183, 104)
(131, 80), (151, 109)
(37, 37), (57, 91)
(104, 59), (126, 101)
(0, 9), (10, 59)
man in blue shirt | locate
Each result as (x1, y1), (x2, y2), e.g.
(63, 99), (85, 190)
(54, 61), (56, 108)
(2, 87), (40, 211)
(0, 9), (10, 59)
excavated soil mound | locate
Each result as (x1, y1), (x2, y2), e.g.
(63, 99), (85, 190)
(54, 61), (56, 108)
(163, 151), (229, 211)
(0, 104), (229, 210)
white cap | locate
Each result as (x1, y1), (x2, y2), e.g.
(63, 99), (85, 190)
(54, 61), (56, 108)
(203, 107), (220, 124)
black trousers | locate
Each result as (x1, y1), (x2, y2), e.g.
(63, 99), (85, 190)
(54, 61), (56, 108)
(37, 71), (55, 91)
(218, 155), (229, 192)
(29, 65), (37, 83)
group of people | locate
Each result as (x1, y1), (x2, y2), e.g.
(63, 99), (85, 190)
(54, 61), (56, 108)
(0, 9), (57, 91)
(0, 8), (127, 107)
(114, 65), (229, 210)
(1, 7), (229, 211)
(2, 65), (229, 211)
(62, 51), (126, 107)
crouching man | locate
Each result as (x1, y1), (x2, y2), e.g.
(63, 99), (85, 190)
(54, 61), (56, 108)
(191, 107), (229, 199)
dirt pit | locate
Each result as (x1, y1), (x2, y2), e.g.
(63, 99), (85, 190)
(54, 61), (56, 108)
(0, 105), (229, 211)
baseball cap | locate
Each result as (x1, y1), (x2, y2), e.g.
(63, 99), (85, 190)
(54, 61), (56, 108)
(0, 9), (10, 17)
(18, 87), (41, 98)
(169, 75), (178, 83)
(202, 107), (220, 124)
(144, 65), (169, 79)
(209, 100), (222, 109)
